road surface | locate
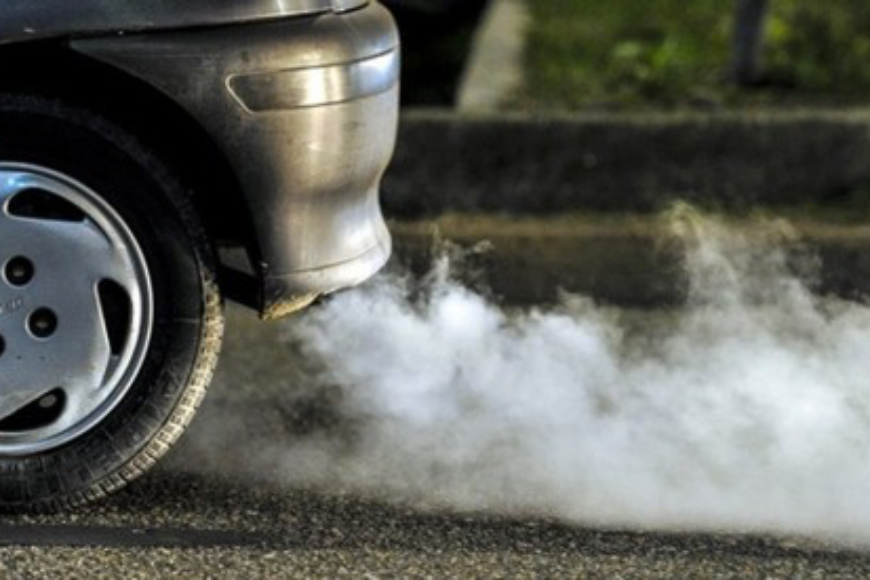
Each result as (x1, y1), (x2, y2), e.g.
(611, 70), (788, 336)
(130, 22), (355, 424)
(3, 217), (870, 577)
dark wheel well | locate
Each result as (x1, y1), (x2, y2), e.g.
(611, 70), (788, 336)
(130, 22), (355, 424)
(0, 40), (261, 263)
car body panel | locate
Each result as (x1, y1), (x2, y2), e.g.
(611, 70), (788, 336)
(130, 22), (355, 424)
(71, 2), (399, 318)
(0, 0), (367, 44)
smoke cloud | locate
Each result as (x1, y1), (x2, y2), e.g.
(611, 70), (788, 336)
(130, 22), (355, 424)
(221, 207), (870, 540)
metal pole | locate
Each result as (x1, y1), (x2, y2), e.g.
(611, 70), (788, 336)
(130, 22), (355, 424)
(731, 0), (770, 85)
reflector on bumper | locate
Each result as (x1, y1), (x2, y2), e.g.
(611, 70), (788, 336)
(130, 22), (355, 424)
(228, 49), (399, 112)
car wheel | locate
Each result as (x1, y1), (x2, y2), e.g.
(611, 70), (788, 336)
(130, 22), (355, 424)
(0, 94), (223, 511)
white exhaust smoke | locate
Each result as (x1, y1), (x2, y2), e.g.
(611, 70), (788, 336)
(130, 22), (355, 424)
(256, 206), (870, 540)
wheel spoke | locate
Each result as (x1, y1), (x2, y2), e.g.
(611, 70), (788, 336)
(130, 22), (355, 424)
(0, 216), (114, 420)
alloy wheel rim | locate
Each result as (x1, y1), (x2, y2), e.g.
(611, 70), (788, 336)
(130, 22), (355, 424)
(0, 163), (153, 455)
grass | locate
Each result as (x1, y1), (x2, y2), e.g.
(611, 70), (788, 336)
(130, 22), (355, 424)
(521, 0), (870, 110)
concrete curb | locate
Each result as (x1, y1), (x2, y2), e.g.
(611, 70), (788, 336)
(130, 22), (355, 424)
(382, 109), (870, 215)
(390, 216), (870, 307)
(456, 0), (529, 111)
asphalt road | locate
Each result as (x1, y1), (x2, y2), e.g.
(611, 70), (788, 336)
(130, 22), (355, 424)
(0, 304), (866, 578)
(4, 219), (870, 578)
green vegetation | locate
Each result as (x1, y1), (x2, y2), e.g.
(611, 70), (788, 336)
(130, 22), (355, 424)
(522, 0), (870, 109)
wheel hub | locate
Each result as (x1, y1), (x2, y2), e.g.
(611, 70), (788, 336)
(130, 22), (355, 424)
(0, 163), (153, 455)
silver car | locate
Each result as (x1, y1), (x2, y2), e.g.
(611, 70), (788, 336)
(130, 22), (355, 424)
(0, 0), (399, 510)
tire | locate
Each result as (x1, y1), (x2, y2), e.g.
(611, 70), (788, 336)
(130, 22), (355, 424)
(0, 94), (223, 512)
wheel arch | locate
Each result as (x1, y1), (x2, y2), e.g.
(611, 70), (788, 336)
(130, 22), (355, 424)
(0, 41), (263, 304)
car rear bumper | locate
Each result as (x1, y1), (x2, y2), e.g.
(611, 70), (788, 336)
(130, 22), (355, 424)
(72, 2), (399, 318)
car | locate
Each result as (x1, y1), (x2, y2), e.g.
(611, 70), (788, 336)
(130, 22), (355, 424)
(0, 0), (399, 511)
